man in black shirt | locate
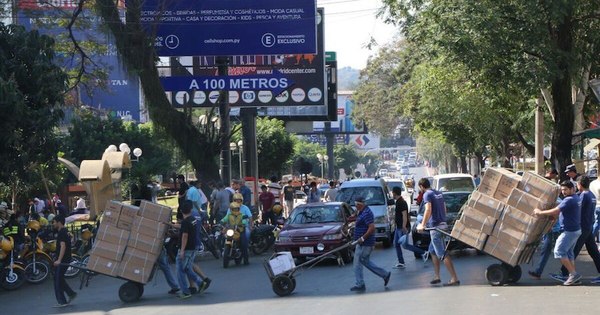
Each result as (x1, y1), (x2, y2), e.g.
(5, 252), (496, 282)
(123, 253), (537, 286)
(392, 186), (411, 269)
(176, 200), (205, 299)
(176, 175), (189, 220)
(52, 214), (76, 307)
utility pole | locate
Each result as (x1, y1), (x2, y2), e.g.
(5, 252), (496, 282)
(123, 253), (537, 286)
(217, 56), (231, 185)
(535, 96), (544, 175)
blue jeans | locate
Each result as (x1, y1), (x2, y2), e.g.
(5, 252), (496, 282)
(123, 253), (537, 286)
(593, 207), (600, 241)
(428, 227), (447, 258)
(176, 250), (202, 295)
(554, 230), (582, 260)
(399, 232), (426, 257)
(158, 249), (179, 290)
(353, 245), (388, 286)
(532, 231), (559, 275)
(393, 229), (406, 264)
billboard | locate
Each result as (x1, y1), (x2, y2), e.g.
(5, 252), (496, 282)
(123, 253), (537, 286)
(139, 0), (317, 56)
(313, 92), (365, 133)
(16, 0), (141, 121)
(165, 8), (325, 109)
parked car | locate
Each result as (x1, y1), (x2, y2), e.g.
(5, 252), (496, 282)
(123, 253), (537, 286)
(336, 178), (394, 247)
(432, 174), (476, 192)
(385, 179), (413, 205)
(410, 191), (472, 255)
(274, 202), (355, 263)
(400, 166), (410, 175)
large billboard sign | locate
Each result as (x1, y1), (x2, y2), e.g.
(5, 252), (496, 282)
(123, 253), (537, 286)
(166, 8), (325, 108)
(16, 0), (141, 121)
(140, 0), (317, 56)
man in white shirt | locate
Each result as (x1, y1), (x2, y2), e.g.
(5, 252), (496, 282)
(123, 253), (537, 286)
(324, 181), (338, 202)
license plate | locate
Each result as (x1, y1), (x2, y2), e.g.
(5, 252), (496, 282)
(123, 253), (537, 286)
(225, 240), (232, 245)
(299, 246), (314, 254)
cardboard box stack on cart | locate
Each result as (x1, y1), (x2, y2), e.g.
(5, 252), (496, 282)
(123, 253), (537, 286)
(87, 200), (172, 283)
(451, 168), (559, 265)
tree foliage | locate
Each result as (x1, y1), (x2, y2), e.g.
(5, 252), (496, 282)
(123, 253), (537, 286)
(255, 118), (294, 179)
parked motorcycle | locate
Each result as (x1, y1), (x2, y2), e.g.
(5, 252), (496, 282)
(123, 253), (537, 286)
(250, 222), (277, 255)
(65, 223), (96, 278)
(199, 218), (221, 259)
(21, 220), (52, 284)
(0, 236), (26, 290)
(222, 222), (245, 268)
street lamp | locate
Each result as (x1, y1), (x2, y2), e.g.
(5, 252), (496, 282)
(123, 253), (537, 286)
(317, 153), (328, 179)
(324, 155), (329, 179)
(106, 143), (142, 202)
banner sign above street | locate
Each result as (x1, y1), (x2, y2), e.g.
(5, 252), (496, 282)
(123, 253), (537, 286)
(140, 0), (317, 56)
(160, 71), (292, 96)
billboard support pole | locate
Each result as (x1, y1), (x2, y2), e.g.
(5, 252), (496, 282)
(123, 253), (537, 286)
(325, 122), (335, 179)
(217, 56), (231, 185)
(241, 107), (258, 210)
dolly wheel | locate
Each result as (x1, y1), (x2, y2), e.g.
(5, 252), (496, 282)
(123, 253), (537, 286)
(486, 264), (508, 286)
(119, 281), (142, 303)
(272, 275), (295, 297)
(507, 265), (522, 283)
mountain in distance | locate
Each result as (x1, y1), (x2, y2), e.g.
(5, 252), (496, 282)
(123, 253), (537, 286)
(337, 66), (360, 91)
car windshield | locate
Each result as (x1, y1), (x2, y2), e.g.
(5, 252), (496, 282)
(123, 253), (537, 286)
(437, 177), (474, 192)
(386, 181), (405, 192)
(418, 192), (471, 215)
(336, 186), (386, 206)
(288, 205), (343, 224)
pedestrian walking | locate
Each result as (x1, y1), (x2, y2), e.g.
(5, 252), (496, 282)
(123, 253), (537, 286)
(534, 180), (582, 286)
(175, 201), (207, 299)
(282, 180), (295, 217)
(324, 181), (338, 202)
(350, 196), (391, 292)
(307, 182), (320, 203)
(259, 185), (275, 224)
(416, 178), (460, 286)
(52, 214), (77, 308)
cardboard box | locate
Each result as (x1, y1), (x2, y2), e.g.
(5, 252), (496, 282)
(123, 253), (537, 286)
(499, 206), (547, 237)
(86, 254), (120, 277)
(458, 206), (497, 235)
(450, 221), (488, 250)
(117, 204), (139, 231)
(119, 248), (158, 284)
(268, 251), (296, 276)
(478, 168), (521, 203)
(102, 201), (123, 226)
(483, 236), (523, 266)
(506, 188), (546, 215)
(96, 224), (130, 247)
(519, 171), (560, 204)
(467, 191), (505, 219)
(132, 216), (167, 239)
(128, 228), (163, 255)
(90, 239), (127, 261)
(139, 200), (172, 223)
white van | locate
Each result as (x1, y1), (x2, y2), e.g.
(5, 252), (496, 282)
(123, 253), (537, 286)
(432, 174), (476, 192)
(336, 178), (394, 247)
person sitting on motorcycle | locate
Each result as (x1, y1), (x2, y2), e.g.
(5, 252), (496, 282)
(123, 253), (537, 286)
(2, 213), (24, 252)
(221, 201), (250, 265)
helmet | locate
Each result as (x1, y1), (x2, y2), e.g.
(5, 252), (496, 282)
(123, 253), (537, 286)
(1, 236), (14, 252)
(232, 193), (243, 201)
(230, 202), (242, 211)
(81, 229), (93, 241)
(27, 220), (41, 232)
(272, 204), (283, 215)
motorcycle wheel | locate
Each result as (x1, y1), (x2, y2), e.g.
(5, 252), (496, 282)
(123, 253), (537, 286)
(24, 260), (50, 284)
(1, 268), (26, 290)
(272, 275), (294, 297)
(65, 255), (82, 279)
(223, 245), (231, 268)
(251, 236), (271, 255)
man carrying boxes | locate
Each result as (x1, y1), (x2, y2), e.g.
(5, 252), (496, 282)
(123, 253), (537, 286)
(534, 181), (582, 286)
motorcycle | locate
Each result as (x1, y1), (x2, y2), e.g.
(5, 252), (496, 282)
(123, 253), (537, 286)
(21, 220), (52, 284)
(250, 221), (278, 255)
(199, 218), (221, 259)
(0, 236), (26, 290)
(222, 222), (245, 268)
(64, 223), (96, 278)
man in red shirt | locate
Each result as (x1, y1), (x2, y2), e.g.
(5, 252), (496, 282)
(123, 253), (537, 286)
(259, 185), (275, 224)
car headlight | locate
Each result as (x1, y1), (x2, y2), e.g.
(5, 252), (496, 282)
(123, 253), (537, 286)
(277, 235), (291, 242)
(374, 216), (387, 224)
(226, 229), (234, 237)
(322, 233), (343, 240)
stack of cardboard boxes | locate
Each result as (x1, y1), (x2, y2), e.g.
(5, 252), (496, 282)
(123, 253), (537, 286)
(451, 168), (559, 265)
(87, 200), (172, 283)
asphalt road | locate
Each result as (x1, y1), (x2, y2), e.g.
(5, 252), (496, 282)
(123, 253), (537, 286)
(3, 166), (600, 315)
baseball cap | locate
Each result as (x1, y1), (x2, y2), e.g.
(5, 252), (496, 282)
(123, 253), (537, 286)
(565, 164), (577, 173)
(355, 196), (366, 204)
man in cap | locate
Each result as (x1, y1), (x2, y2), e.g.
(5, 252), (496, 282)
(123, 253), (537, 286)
(565, 164), (580, 191)
(350, 196), (391, 292)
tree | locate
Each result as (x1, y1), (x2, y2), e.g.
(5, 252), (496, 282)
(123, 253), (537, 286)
(381, 0), (600, 174)
(0, 23), (67, 208)
(255, 118), (294, 179)
(334, 144), (361, 176)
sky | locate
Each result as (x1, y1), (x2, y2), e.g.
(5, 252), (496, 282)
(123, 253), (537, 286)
(317, 0), (399, 70)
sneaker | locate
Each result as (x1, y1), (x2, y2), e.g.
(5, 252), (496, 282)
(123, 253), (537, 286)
(563, 273), (582, 286)
(422, 252), (430, 263)
(528, 271), (541, 280)
(189, 287), (198, 295)
(198, 281), (209, 294)
(590, 276), (600, 284)
(67, 293), (77, 304)
(178, 293), (192, 299)
(384, 272), (391, 286)
(53, 303), (69, 308)
(350, 285), (366, 292)
(168, 288), (180, 295)
(550, 273), (568, 282)
(203, 278), (212, 290)
(393, 262), (406, 269)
